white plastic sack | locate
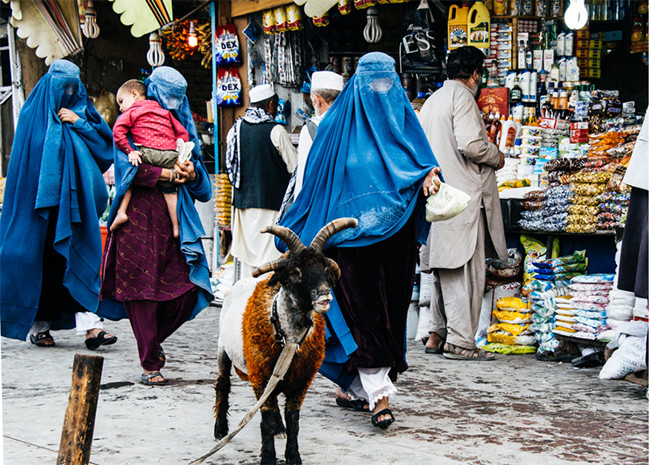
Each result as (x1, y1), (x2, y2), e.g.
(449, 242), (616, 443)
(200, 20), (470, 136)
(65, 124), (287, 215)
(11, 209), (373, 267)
(599, 335), (648, 380)
(425, 182), (471, 222)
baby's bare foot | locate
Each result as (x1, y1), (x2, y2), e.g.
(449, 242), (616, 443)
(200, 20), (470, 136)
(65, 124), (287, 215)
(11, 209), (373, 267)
(111, 212), (128, 231)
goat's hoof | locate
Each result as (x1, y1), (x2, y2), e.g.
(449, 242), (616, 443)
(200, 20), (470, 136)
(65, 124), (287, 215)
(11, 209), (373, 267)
(260, 456), (277, 465)
(214, 423), (228, 440)
(286, 456), (302, 465)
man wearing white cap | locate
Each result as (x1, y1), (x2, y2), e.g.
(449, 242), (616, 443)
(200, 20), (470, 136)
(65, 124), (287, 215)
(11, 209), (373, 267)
(225, 84), (297, 280)
(294, 71), (344, 197)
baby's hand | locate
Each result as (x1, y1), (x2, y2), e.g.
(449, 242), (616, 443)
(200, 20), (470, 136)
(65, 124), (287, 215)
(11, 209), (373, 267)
(128, 151), (143, 166)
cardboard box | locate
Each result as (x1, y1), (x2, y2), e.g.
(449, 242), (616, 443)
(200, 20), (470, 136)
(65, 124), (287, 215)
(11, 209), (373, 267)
(590, 39), (603, 49)
(576, 49), (589, 59)
(589, 58), (601, 68)
(589, 49), (601, 59)
(576, 39), (590, 49)
(578, 58), (589, 68)
(604, 30), (623, 41)
(577, 29), (590, 40)
(478, 87), (509, 118)
(588, 68), (601, 79)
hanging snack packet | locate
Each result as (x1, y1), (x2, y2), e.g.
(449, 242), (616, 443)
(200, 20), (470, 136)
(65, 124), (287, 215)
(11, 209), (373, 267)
(263, 9), (276, 34)
(216, 68), (242, 107)
(312, 13), (329, 27)
(215, 25), (241, 66)
(286, 4), (304, 31)
(274, 6), (288, 33)
(275, 99), (287, 124)
(354, 0), (376, 9)
(338, 0), (353, 15)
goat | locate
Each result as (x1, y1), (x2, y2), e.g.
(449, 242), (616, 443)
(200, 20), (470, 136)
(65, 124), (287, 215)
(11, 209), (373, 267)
(213, 218), (357, 465)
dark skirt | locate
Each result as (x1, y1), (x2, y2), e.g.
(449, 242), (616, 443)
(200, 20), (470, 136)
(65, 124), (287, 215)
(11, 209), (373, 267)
(618, 187), (648, 299)
(326, 215), (417, 381)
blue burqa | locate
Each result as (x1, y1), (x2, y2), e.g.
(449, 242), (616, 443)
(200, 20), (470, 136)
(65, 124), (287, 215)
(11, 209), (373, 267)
(97, 66), (214, 322)
(277, 52), (441, 388)
(0, 60), (114, 340)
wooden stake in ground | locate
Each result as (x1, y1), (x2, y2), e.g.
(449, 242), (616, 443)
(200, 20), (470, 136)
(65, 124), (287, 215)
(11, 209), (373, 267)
(57, 354), (104, 465)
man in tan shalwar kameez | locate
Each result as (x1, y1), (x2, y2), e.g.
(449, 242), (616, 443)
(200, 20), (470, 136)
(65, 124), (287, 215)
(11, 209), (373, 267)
(418, 46), (507, 360)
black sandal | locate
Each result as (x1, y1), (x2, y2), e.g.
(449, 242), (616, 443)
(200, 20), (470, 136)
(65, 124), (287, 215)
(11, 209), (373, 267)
(371, 408), (395, 429)
(85, 331), (117, 350)
(29, 331), (55, 347)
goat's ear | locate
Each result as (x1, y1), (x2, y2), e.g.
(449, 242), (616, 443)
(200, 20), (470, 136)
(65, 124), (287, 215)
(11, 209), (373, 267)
(288, 267), (302, 284)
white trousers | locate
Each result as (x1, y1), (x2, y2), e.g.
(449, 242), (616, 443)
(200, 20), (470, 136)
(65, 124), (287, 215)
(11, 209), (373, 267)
(345, 367), (397, 411)
(29, 312), (103, 338)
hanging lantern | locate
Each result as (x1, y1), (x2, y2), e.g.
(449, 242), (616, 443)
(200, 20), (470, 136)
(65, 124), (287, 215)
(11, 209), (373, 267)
(187, 20), (198, 48)
(82, 0), (100, 39)
(363, 7), (382, 43)
(147, 32), (165, 67)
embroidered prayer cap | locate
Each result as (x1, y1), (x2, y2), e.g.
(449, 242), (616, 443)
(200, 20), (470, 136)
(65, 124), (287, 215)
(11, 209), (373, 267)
(249, 84), (275, 103)
(311, 71), (344, 92)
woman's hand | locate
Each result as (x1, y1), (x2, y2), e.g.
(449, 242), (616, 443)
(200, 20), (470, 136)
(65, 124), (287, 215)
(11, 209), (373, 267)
(422, 167), (442, 197)
(58, 108), (80, 124)
(174, 159), (196, 184)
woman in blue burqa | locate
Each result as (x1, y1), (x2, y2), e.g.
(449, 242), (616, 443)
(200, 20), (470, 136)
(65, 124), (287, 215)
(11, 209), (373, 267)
(277, 52), (441, 428)
(0, 60), (118, 349)
(97, 66), (213, 385)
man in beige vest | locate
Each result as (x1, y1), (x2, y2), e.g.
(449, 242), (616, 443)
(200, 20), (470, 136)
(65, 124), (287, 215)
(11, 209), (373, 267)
(418, 46), (507, 360)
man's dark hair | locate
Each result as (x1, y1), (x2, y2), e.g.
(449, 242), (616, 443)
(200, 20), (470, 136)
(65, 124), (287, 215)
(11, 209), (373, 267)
(252, 94), (279, 110)
(118, 79), (146, 96)
(446, 46), (485, 80)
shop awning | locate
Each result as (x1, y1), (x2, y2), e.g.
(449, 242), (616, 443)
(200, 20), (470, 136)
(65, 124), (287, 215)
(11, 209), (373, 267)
(2, 0), (82, 65)
(231, 0), (293, 18)
(109, 0), (174, 38)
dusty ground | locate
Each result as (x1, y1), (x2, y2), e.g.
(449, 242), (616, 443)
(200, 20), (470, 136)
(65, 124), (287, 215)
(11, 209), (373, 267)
(2, 305), (648, 465)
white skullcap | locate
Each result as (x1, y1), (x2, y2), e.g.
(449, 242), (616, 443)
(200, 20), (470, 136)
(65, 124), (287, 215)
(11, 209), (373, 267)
(311, 71), (344, 92)
(249, 84), (276, 103)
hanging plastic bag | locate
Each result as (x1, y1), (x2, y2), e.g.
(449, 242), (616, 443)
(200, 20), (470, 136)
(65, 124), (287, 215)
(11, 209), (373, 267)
(216, 68), (242, 107)
(425, 182), (471, 222)
(214, 25), (241, 66)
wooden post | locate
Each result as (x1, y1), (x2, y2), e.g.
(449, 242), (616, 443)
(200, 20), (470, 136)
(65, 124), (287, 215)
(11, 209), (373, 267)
(57, 354), (104, 465)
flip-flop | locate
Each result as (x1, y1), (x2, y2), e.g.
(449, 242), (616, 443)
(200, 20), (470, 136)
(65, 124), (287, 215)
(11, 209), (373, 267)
(29, 331), (55, 347)
(141, 371), (167, 386)
(371, 408), (395, 429)
(336, 397), (370, 412)
(85, 331), (118, 350)
(425, 345), (444, 354)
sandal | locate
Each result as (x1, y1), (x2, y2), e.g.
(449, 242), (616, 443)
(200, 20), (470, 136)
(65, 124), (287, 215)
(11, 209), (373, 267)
(141, 371), (167, 386)
(371, 408), (395, 429)
(535, 350), (574, 362)
(29, 331), (55, 347)
(425, 333), (445, 354)
(85, 331), (117, 350)
(336, 397), (370, 412)
(443, 342), (495, 361)
(159, 347), (166, 367)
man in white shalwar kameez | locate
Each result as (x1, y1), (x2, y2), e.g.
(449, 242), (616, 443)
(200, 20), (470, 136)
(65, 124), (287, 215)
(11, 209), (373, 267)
(418, 46), (507, 361)
(225, 84), (297, 280)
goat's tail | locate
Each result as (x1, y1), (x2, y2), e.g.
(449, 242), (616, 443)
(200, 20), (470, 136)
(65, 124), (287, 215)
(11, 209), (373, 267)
(189, 342), (300, 465)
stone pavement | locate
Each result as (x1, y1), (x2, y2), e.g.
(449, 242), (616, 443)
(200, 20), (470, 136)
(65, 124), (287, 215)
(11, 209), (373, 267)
(2, 305), (648, 465)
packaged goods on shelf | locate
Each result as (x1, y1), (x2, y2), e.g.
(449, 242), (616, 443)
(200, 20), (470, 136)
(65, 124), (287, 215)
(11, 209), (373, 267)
(214, 174), (232, 228)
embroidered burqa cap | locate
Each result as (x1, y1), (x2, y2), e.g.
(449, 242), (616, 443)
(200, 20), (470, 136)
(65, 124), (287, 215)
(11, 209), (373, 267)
(311, 71), (344, 92)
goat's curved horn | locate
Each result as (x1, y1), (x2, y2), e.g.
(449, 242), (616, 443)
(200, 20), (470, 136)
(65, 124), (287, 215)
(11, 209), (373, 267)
(310, 218), (359, 251)
(261, 225), (305, 254)
(325, 258), (341, 281)
(252, 259), (287, 278)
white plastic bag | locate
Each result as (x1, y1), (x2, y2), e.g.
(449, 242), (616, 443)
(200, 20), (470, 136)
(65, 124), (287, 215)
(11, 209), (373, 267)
(599, 335), (647, 380)
(425, 182), (471, 222)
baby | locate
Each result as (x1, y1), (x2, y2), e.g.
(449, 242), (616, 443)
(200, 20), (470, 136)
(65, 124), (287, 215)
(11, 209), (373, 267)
(112, 79), (193, 238)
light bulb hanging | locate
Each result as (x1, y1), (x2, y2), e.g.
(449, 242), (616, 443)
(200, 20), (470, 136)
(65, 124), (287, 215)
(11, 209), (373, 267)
(363, 7), (382, 44)
(564, 0), (589, 30)
(147, 32), (165, 68)
(82, 0), (100, 39)
(187, 20), (198, 48)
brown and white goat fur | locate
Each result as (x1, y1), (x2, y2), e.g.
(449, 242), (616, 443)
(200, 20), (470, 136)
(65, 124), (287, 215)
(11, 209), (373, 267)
(214, 218), (357, 465)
